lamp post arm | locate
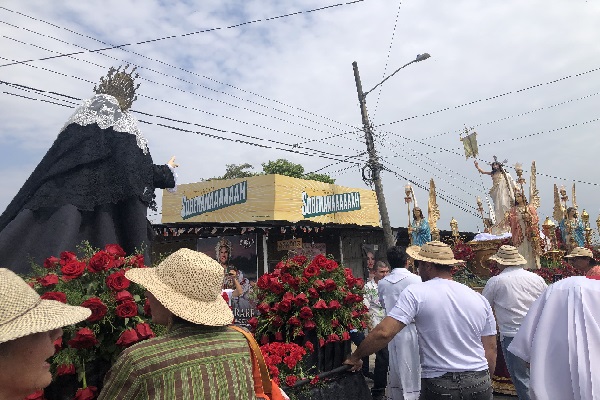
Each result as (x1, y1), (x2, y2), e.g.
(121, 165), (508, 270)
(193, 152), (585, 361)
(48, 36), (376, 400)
(364, 60), (415, 97)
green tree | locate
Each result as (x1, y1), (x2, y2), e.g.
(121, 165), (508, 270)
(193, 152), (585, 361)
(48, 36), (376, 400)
(208, 160), (335, 183)
(262, 159), (335, 184)
(207, 163), (257, 180)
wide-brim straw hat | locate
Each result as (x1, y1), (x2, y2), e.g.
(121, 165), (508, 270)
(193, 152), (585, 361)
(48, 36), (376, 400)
(126, 248), (233, 326)
(0, 268), (91, 344)
(488, 245), (527, 266)
(564, 247), (594, 259)
(406, 241), (464, 265)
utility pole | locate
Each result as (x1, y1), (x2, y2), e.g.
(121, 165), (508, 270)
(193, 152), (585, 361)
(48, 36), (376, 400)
(351, 54), (430, 252)
(352, 61), (396, 250)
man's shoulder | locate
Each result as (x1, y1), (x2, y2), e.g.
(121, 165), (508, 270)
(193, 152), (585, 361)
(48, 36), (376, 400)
(381, 268), (421, 284)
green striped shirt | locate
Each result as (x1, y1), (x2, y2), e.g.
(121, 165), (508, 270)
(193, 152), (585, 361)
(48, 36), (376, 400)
(98, 325), (257, 400)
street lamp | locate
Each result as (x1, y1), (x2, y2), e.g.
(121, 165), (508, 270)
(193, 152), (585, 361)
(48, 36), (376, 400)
(352, 53), (431, 251)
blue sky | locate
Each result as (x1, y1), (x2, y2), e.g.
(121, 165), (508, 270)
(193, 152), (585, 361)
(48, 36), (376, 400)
(1, 0), (599, 235)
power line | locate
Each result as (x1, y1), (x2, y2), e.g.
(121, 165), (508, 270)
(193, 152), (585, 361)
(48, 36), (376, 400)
(0, 32), (364, 148)
(422, 91), (600, 140)
(370, 0), (403, 120)
(0, 80), (370, 166)
(376, 65), (600, 128)
(0, 1), (365, 68)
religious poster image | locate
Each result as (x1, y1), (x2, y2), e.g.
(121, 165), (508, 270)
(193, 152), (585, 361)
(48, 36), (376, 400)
(196, 235), (258, 329)
(362, 244), (380, 281)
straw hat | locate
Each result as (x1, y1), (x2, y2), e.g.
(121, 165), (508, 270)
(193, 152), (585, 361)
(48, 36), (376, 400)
(488, 245), (527, 266)
(564, 247), (594, 259)
(0, 268), (91, 344)
(126, 248), (233, 326)
(406, 241), (464, 265)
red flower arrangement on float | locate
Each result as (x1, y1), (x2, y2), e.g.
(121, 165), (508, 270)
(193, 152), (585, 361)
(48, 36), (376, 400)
(249, 254), (369, 389)
(24, 242), (157, 400)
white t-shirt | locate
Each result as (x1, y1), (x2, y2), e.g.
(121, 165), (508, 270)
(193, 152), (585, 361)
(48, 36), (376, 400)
(389, 277), (497, 378)
(482, 267), (547, 338)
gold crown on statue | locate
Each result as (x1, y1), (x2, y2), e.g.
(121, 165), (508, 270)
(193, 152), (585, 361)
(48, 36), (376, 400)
(93, 65), (140, 111)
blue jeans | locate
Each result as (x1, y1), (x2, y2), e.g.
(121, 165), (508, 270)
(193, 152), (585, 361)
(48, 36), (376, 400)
(501, 336), (530, 400)
(420, 370), (492, 400)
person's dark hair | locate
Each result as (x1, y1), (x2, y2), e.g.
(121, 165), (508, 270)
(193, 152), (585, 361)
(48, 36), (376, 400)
(566, 207), (577, 216)
(387, 246), (407, 269)
(491, 162), (503, 174)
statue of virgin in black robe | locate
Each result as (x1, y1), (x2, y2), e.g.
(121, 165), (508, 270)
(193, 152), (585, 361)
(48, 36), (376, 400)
(0, 93), (176, 275)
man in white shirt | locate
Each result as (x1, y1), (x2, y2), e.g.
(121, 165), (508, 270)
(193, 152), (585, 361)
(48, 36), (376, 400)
(482, 245), (547, 400)
(378, 246), (422, 400)
(344, 241), (497, 400)
(363, 261), (390, 400)
(508, 247), (600, 400)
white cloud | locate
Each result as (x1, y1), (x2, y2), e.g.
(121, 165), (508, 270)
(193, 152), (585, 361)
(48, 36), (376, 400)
(1, 0), (599, 236)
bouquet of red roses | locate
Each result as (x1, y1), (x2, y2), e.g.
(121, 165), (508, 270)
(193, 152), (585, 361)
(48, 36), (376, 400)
(259, 341), (316, 387)
(250, 254), (368, 348)
(24, 242), (157, 400)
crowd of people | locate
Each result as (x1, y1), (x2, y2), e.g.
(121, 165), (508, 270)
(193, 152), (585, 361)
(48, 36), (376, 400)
(345, 243), (600, 400)
(1, 239), (599, 399)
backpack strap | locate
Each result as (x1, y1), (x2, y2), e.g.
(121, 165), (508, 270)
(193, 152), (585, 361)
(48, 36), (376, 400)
(230, 326), (273, 394)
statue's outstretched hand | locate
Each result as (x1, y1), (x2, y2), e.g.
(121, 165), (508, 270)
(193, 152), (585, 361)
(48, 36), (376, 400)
(167, 156), (179, 168)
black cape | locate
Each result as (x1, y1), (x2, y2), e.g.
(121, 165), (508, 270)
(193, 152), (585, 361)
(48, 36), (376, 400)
(0, 121), (174, 275)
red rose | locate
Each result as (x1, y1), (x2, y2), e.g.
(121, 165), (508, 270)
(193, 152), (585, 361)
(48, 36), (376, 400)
(312, 299), (328, 309)
(313, 280), (325, 291)
(106, 270), (130, 291)
(307, 288), (319, 298)
(127, 254), (145, 268)
(282, 292), (295, 302)
(61, 260), (86, 281)
(323, 260), (339, 272)
(115, 300), (138, 318)
(291, 255), (307, 265)
(285, 375), (298, 387)
(327, 333), (340, 343)
(257, 274), (271, 290)
(323, 279), (337, 292)
(80, 297), (108, 322)
(104, 244), (126, 258)
(328, 300), (341, 310)
(299, 306), (313, 319)
(248, 317), (259, 330)
(310, 376), (320, 385)
(115, 290), (134, 303)
(304, 341), (314, 352)
(116, 328), (140, 347)
(272, 315), (284, 327)
(276, 299), (292, 313)
(134, 323), (155, 340)
(41, 291), (67, 303)
(311, 254), (329, 269)
(74, 386), (97, 400)
(54, 337), (62, 353)
(293, 293), (308, 306)
(59, 251), (77, 266)
(261, 335), (269, 345)
(88, 251), (114, 273)
(68, 327), (98, 349)
(38, 274), (59, 287)
(144, 298), (152, 316)
(355, 278), (364, 289)
(274, 331), (284, 341)
(24, 390), (45, 400)
(257, 302), (270, 314)
(303, 265), (320, 278)
(56, 364), (76, 376)
(269, 278), (284, 294)
(288, 316), (302, 326)
(342, 331), (351, 341)
(43, 256), (60, 269)
(331, 319), (340, 328)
